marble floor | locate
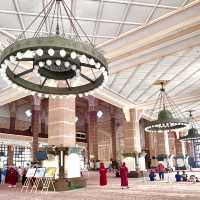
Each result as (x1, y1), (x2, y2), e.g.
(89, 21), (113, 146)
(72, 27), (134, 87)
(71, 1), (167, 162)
(1, 172), (200, 200)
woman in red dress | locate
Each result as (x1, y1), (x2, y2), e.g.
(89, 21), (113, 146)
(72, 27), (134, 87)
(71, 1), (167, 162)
(7, 166), (18, 188)
(120, 162), (129, 189)
(99, 163), (107, 186)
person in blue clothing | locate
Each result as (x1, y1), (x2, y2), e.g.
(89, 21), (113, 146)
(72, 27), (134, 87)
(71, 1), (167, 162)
(1, 166), (7, 184)
(175, 171), (182, 182)
(149, 169), (156, 181)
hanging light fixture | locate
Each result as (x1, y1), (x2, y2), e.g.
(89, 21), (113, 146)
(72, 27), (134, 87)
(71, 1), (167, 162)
(0, 0), (108, 98)
(179, 110), (200, 141)
(145, 81), (188, 132)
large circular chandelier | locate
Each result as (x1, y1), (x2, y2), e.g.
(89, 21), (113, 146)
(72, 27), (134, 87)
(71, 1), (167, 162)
(145, 81), (188, 132)
(179, 111), (200, 141)
(0, 0), (108, 98)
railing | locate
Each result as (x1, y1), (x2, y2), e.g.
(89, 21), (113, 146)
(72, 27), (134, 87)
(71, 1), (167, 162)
(0, 117), (47, 138)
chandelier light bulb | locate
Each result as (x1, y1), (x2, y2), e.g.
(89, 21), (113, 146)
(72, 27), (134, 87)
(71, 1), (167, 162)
(36, 48), (43, 56)
(31, 91), (36, 95)
(48, 48), (55, 56)
(89, 58), (95, 65)
(78, 93), (83, 97)
(46, 59), (52, 66)
(71, 64), (76, 71)
(39, 61), (44, 67)
(80, 55), (87, 63)
(44, 94), (49, 98)
(16, 52), (23, 59)
(70, 51), (77, 59)
(55, 59), (61, 66)
(96, 62), (101, 69)
(4, 59), (9, 66)
(100, 67), (105, 72)
(60, 49), (66, 57)
(9, 55), (16, 62)
(76, 69), (80, 75)
(64, 61), (70, 68)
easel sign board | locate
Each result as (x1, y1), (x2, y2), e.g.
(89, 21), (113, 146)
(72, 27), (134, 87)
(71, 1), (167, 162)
(45, 167), (56, 178)
(34, 168), (46, 178)
(26, 168), (37, 178)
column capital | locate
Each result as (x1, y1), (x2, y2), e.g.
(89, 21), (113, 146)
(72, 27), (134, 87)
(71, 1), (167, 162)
(9, 102), (16, 113)
(32, 95), (41, 106)
(88, 96), (98, 112)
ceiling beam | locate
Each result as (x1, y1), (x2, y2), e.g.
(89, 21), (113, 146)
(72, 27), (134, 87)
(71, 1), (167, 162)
(109, 33), (200, 74)
(98, 1), (200, 50)
(94, 87), (136, 109)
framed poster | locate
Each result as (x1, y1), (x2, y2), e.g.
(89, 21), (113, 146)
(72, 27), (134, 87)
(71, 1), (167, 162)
(26, 168), (37, 177)
(34, 167), (46, 178)
(45, 167), (56, 178)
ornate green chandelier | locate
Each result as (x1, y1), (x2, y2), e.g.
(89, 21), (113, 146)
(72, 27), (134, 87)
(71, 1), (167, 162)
(145, 82), (188, 132)
(179, 111), (200, 141)
(0, 0), (108, 98)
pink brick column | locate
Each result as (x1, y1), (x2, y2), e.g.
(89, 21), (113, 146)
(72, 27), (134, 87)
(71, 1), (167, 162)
(32, 95), (41, 161)
(48, 97), (76, 147)
(87, 96), (98, 160)
(9, 102), (16, 132)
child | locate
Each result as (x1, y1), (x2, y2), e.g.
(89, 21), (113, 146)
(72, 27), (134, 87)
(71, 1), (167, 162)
(175, 171), (181, 182)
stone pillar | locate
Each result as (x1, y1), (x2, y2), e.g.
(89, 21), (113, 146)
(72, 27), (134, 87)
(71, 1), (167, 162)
(48, 97), (76, 146)
(164, 131), (170, 156)
(7, 145), (14, 166)
(110, 106), (117, 160)
(9, 102), (16, 132)
(32, 95), (41, 162)
(181, 142), (186, 156)
(123, 108), (144, 173)
(87, 96), (98, 161)
(47, 97), (85, 190)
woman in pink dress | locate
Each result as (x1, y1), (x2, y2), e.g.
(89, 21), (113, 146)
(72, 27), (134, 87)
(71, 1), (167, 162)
(120, 162), (129, 189)
(99, 163), (107, 186)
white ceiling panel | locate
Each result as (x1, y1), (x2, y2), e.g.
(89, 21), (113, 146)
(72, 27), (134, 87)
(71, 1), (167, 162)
(76, 0), (99, 18)
(0, 13), (21, 29)
(17, 0), (43, 13)
(97, 22), (119, 36)
(101, 2), (126, 21)
(126, 5), (152, 23)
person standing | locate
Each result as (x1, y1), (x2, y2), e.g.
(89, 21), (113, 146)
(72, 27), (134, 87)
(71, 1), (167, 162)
(120, 162), (129, 189)
(99, 163), (107, 186)
(7, 166), (18, 188)
(157, 163), (165, 180)
(21, 167), (27, 185)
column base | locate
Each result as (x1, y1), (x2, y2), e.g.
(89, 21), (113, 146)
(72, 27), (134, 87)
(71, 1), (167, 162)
(128, 171), (146, 178)
(55, 177), (86, 191)
(38, 177), (86, 191)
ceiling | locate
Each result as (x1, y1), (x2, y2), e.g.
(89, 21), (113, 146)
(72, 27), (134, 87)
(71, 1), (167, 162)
(0, 0), (200, 119)
(0, 0), (195, 45)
